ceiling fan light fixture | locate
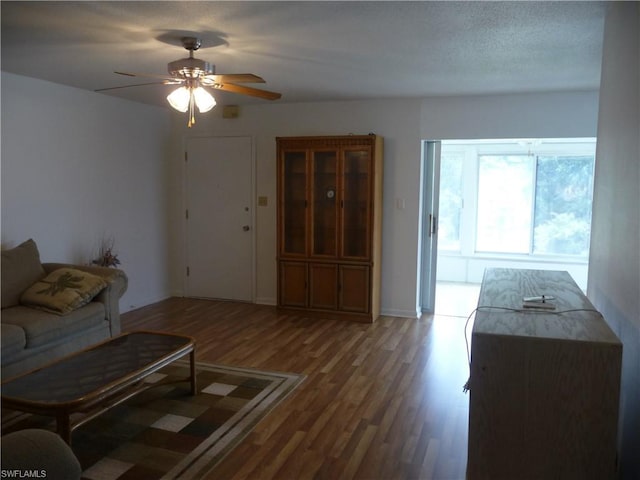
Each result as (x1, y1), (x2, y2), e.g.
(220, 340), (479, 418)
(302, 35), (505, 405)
(106, 36), (278, 127)
(166, 86), (190, 112)
(167, 83), (217, 127)
(193, 87), (216, 112)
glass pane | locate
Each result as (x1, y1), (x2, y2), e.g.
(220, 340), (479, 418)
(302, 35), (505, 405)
(282, 151), (307, 254)
(342, 149), (370, 258)
(312, 151), (338, 256)
(439, 152), (464, 251)
(476, 155), (533, 254)
(533, 155), (594, 256)
(1, 332), (191, 403)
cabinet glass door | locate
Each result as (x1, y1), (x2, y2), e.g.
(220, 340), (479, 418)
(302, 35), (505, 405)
(281, 151), (308, 255)
(312, 150), (338, 257)
(341, 148), (371, 259)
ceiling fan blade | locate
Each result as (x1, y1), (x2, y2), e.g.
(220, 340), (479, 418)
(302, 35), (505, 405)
(213, 83), (282, 100)
(95, 81), (177, 92)
(115, 71), (182, 82)
(202, 73), (265, 84)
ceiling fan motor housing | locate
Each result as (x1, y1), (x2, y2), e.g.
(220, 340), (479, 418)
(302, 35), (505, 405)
(168, 57), (214, 78)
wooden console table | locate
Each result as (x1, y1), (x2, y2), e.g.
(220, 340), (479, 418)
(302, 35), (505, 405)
(467, 268), (622, 480)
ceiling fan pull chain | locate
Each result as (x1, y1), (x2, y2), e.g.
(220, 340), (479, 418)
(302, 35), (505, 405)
(188, 92), (196, 128)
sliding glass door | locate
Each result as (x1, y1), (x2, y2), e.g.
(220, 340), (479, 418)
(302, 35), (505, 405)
(419, 141), (441, 313)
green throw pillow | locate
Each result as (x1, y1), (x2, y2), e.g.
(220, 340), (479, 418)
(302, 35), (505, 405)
(20, 268), (107, 315)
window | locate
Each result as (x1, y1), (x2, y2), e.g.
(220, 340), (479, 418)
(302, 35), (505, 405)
(532, 155), (594, 256)
(438, 153), (464, 251)
(477, 155), (534, 254)
(439, 139), (596, 259)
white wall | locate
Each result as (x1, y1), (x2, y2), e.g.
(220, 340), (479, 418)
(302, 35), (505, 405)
(421, 91), (599, 293)
(1, 72), (172, 312)
(587, 3), (640, 478)
(438, 256), (590, 289)
(167, 91), (599, 317)
(167, 99), (423, 317)
(0, 71), (601, 319)
(420, 90), (599, 140)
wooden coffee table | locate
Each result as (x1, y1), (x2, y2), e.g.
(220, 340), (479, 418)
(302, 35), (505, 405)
(1, 331), (196, 444)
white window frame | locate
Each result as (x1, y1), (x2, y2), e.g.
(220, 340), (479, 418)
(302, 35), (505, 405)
(439, 138), (596, 264)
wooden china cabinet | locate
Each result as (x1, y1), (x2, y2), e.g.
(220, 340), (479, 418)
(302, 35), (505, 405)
(276, 135), (383, 322)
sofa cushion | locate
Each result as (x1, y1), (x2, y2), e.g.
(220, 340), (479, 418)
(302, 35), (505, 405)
(20, 268), (107, 315)
(0, 323), (27, 361)
(1, 239), (46, 309)
(1, 303), (106, 349)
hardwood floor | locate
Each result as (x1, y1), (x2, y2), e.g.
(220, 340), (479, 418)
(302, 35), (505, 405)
(121, 292), (474, 479)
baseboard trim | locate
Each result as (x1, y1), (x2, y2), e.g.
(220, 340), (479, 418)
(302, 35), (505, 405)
(122, 294), (173, 313)
(380, 308), (421, 319)
(255, 297), (277, 306)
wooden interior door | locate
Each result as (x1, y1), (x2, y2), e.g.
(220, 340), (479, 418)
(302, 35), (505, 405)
(185, 136), (253, 302)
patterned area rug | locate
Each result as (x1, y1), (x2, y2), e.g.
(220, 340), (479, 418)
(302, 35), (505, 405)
(2, 361), (305, 479)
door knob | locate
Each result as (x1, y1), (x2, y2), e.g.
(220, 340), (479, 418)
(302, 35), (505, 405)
(243, 225), (250, 232)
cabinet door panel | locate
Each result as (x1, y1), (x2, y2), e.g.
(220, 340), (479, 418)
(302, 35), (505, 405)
(279, 262), (307, 307)
(281, 151), (308, 256)
(339, 265), (370, 313)
(312, 150), (338, 257)
(341, 148), (372, 260)
(309, 263), (338, 309)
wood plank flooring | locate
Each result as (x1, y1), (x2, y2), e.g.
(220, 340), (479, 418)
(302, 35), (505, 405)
(121, 297), (472, 479)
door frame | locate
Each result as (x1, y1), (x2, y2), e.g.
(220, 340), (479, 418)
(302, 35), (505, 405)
(182, 134), (256, 302)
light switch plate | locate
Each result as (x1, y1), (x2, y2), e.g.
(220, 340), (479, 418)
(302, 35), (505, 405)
(222, 105), (239, 118)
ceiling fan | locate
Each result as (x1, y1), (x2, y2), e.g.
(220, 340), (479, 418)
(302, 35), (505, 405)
(96, 36), (281, 127)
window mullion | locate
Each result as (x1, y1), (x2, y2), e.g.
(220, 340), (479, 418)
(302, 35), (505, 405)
(530, 155), (538, 255)
(466, 148), (478, 256)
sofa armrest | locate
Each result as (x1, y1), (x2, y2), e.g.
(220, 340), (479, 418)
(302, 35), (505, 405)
(42, 263), (128, 336)
(1, 429), (81, 479)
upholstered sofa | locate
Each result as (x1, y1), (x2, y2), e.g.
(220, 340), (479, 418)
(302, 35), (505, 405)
(1, 239), (127, 379)
(1, 429), (81, 479)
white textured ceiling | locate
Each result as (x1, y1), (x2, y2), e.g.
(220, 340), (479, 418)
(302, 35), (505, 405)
(1, 1), (607, 108)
